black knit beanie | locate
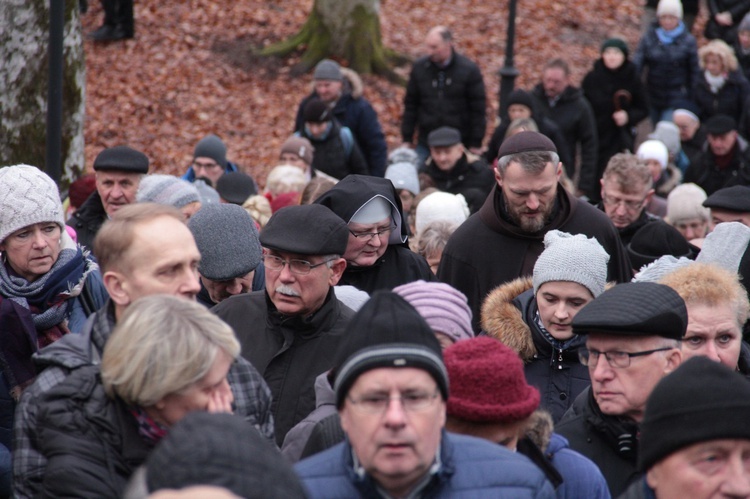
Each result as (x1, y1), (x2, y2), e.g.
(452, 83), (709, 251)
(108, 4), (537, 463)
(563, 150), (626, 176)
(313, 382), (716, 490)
(601, 38), (629, 59)
(331, 290), (448, 408)
(639, 356), (750, 471)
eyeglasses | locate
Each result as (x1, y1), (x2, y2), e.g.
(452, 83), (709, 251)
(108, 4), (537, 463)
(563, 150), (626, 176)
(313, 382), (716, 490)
(601, 193), (647, 211)
(578, 347), (674, 368)
(192, 161), (222, 171)
(348, 224), (396, 241)
(262, 254), (334, 275)
(347, 390), (439, 414)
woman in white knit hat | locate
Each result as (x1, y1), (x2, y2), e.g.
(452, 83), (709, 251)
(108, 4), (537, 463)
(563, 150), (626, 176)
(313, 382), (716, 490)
(480, 230), (610, 422)
(0, 165), (108, 468)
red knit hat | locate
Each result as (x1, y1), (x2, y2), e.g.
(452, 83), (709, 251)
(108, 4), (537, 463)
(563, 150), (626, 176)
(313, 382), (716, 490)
(444, 337), (540, 423)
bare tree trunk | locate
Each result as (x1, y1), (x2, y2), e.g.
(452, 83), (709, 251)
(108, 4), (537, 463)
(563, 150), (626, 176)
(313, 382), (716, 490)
(260, 0), (406, 81)
(0, 0), (86, 188)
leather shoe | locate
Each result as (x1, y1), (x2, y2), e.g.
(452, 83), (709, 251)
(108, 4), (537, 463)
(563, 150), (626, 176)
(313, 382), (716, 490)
(88, 24), (133, 41)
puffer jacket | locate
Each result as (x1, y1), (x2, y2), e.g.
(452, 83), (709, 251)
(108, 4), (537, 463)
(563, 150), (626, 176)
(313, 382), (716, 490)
(296, 431), (555, 498)
(66, 191), (108, 252)
(633, 24), (700, 111)
(693, 69), (750, 124)
(481, 277), (591, 423)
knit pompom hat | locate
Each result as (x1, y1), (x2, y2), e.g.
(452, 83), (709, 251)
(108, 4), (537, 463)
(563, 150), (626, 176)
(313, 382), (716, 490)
(637, 139), (669, 171)
(532, 230), (610, 297)
(393, 280), (474, 343)
(657, 0), (683, 19)
(445, 337), (540, 423)
(136, 174), (201, 209)
(0, 165), (64, 244)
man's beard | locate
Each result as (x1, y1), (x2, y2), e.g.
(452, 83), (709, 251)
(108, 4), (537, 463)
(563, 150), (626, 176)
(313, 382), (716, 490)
(505, 199), (554, 233)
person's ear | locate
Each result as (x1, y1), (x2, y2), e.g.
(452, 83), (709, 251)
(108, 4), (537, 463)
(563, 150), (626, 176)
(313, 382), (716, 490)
(103, 271), (132, 307)
(494, 166), (503, 187)
(328, 258), (347, 286)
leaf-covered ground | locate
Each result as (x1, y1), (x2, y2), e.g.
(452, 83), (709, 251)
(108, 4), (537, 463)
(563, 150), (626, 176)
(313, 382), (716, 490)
(82, 0), (648, 182)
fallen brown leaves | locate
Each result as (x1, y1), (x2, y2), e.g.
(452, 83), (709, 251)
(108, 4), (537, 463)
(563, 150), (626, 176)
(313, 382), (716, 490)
(82, 0), (647, 184)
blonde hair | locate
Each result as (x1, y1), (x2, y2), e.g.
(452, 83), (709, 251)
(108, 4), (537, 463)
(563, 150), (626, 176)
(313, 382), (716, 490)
(699, 39), (739, 73)
(660, 262), (750, 328)
(265, 164), (308, 197)
(242, 195), (272, 228)
(101, 295), (240, 407)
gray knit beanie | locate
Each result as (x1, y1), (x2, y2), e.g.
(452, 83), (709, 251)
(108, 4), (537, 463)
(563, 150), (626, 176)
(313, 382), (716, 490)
(136, 174), (201, 208)
(313, 59), (342, 81)
(696, 221), (750, 274)
(188, 204), (261, 280)
(194, 134), (227, 169)
(385, 162), (420, 196)
(0, 164), (65, 244)
(532, 230), (610, 297)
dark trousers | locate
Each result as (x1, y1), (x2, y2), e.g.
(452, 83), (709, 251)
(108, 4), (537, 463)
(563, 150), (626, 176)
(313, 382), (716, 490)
(101, 0), (134, 31)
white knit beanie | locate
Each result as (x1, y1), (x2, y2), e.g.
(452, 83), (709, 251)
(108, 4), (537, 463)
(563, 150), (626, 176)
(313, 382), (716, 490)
(657, 0), (683, 19)
(0, 164), (65, 244)
(415, 192), (470, 235)
(637, 139), (669, 171)
(665, 183), (709, 224)
(532, 230), (610, 297)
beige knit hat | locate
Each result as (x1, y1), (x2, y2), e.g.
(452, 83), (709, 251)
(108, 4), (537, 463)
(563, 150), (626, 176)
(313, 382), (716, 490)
(0, 165), (64, 244)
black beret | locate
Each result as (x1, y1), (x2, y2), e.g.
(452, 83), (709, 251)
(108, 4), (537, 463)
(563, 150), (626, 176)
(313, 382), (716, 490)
(93, 145), (149, 174)
(302, 99), (332, 123)
(496, 131), (557, 158)
(572, 282), (687, 340)
(216, 171), (258, 205)
(639, 357), (750, 472)
(260, 204), (349, 255)
(702, 185), (750, 212)
(705, 114), (736, 135)
(627, 221), (697, 272)
(427, 126), (462, 147)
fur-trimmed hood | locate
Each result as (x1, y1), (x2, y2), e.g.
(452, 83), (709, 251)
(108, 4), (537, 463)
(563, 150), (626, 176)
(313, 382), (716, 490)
(309, 67), (364, 100)
(481, 276), (537, 362)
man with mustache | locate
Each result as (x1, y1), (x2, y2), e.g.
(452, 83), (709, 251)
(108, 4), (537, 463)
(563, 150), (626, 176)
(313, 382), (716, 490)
(438, 131), (632, 332)
(213, 204), (355, 445)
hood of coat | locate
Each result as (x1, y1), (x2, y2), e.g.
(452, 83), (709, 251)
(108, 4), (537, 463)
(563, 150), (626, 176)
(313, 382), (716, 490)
(309, 67), (364, 100)
(481, 276), (537, 361)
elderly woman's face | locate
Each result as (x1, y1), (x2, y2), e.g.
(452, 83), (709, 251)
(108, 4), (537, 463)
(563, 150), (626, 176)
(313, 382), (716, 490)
(0, 223), (61, 282)
(152, 349), (235, 427)
(682, 303), (743, 369)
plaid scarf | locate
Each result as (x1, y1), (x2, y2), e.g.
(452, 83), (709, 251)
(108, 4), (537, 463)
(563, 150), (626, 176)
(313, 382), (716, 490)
(129, 406), (168, 447)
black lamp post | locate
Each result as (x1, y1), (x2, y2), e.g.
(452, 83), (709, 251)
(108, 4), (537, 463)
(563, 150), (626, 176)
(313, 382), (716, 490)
(46, 0), (65, 184)
(498, 0), (519, 119)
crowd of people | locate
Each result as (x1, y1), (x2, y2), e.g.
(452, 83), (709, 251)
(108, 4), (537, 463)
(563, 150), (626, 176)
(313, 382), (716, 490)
(4, 1), (750, 497)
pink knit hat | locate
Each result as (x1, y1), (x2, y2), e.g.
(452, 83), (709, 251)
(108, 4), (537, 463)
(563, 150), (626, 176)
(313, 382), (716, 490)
(392, 280), (473, 343)
(444, 337), (540, 423)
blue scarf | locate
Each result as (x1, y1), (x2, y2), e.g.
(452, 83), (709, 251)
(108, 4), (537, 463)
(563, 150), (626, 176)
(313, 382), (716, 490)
(656, 21), (685, 44)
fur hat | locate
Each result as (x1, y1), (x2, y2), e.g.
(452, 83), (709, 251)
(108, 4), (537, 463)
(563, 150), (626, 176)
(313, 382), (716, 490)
(656, 0), (683, 19)
(385, 162), (420, 196)
(532, 230), (610, 297)
(637, 139), (669, 170)
(193, 135), (228, 169)
(332, 290), (448, 408)
(415, 192), (470, 235)
(188, 203), (262, 280)
(639, 357), (750, 471)
(0, 165), (65, 244)
(280, 136), (314, 166)
(136, 174), (201, 208)
(444, 337), (540, 423)
(393, 280), (474, 343)
(666, 183), (709, 224)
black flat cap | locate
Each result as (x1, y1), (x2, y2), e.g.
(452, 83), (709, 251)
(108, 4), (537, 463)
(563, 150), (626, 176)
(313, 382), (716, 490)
(497, 131), (557, 158)
(572, 282), (687, 340)
(216, 171), (258, 205)
(705, 114), (736, 135)
(93, 145), (149, 173)
(260, 204), (349, 255)
(428, 126), (462, 147)
(702, 185), (750, 212)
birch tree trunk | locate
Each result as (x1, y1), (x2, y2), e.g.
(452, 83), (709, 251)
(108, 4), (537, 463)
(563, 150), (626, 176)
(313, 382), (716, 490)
(0, 0), (86, 187)
(261, 0), (404, 81)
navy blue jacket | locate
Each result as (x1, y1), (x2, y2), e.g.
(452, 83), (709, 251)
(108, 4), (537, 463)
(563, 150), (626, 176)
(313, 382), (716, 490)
(295, 432), (555, 498)
(693, 69), (750, 124)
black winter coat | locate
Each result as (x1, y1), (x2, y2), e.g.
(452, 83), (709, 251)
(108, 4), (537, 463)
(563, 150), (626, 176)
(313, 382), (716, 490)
(633, 25), (700, 112)
(297, 121), (368, 181)
(530, 85), (598, 182)
(36, 365), (149, 498)
(213, 289), (354, 446)
(693, 69), (750, 123)
(556, 388), (642, 497)
(735, 40), (750, 83)
(66, 190), (107, 251)
(684, 134), (750, 194)
(582, 59), (650, 200)
(401, 50), (487, 148)
(706, 0), (750, 41)
(421, 152), (494, 213)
